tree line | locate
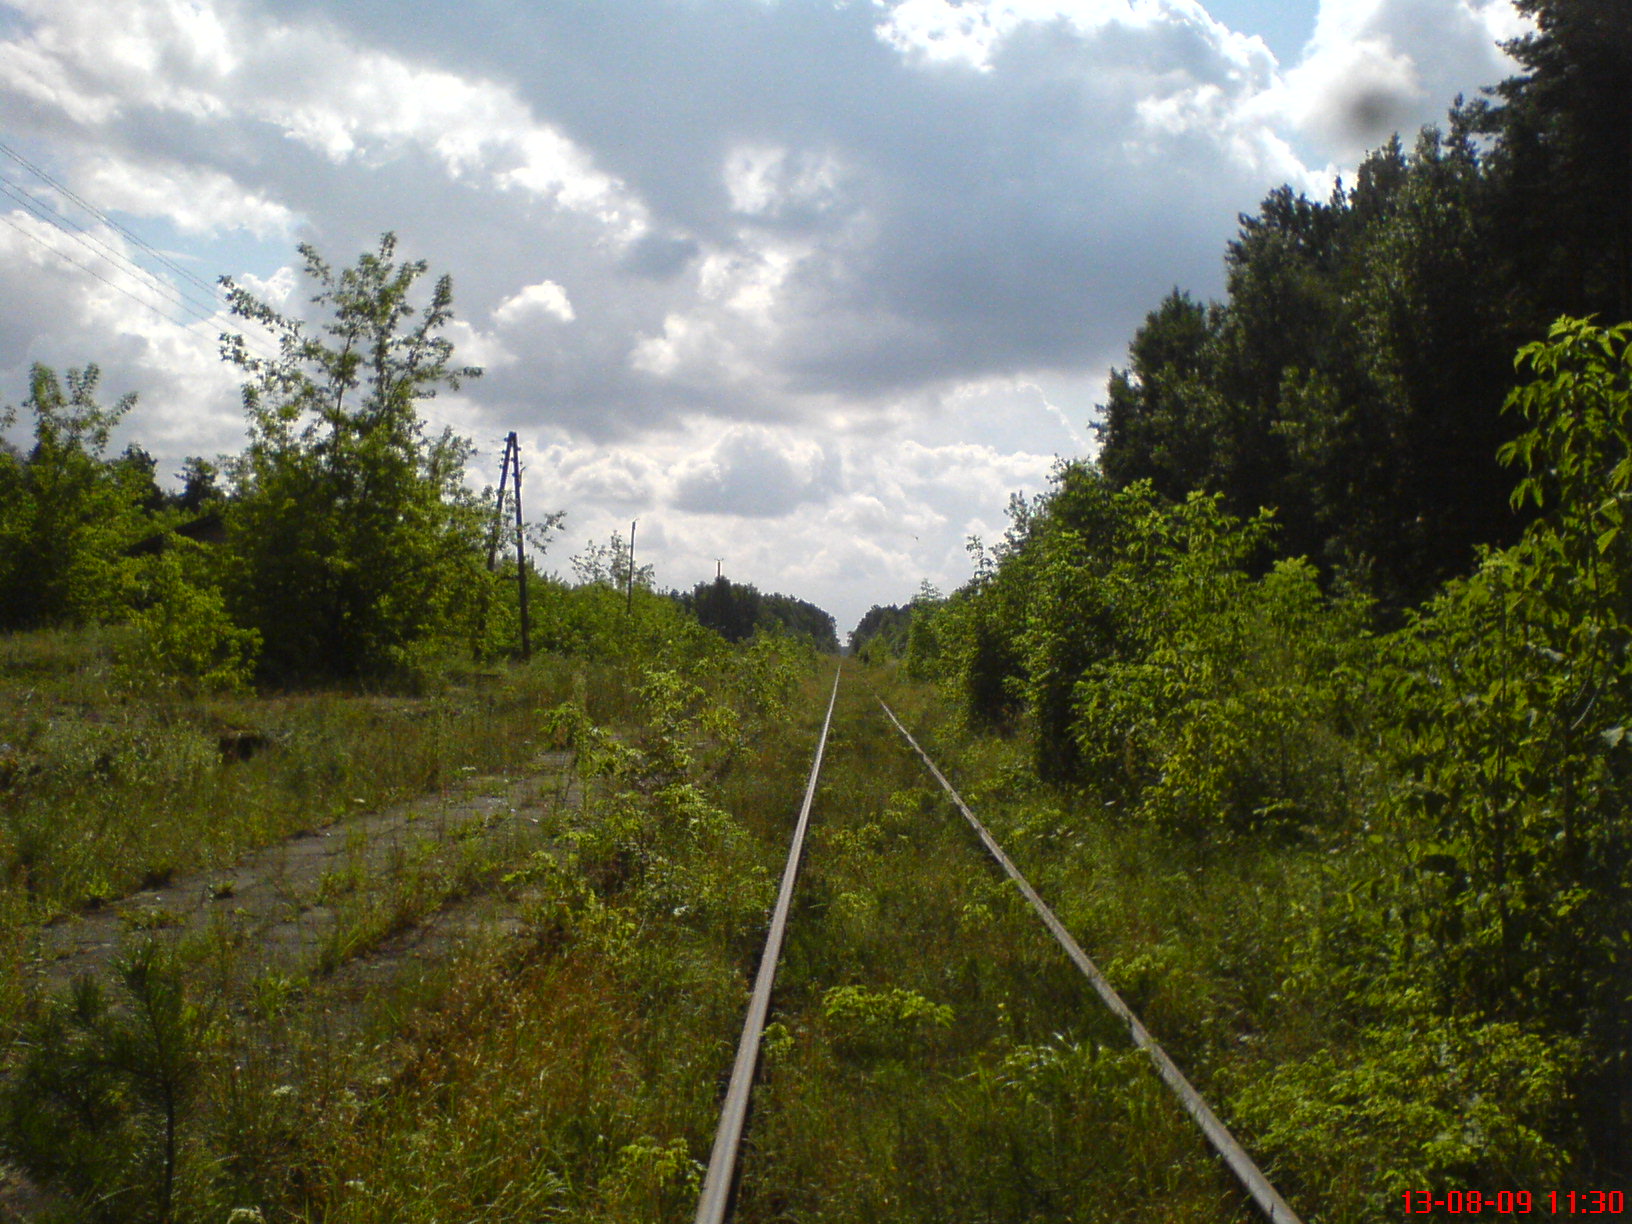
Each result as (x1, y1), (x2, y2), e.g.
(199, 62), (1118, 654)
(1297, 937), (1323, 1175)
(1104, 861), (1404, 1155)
(878, 0), (1632, 1194)
(0, 235), (841, 686)
(1097, 0), (1630, 608)
(678, 575), (839, 653)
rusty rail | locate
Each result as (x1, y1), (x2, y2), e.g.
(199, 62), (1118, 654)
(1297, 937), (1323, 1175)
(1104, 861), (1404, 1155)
(694, 665), (842, 1224)
(877, 696), (1305, 1224)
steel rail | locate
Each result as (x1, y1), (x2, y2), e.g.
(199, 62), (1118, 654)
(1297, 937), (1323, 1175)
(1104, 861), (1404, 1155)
(877, 697), (1306, 1224)
(694, 665), (843, 1224)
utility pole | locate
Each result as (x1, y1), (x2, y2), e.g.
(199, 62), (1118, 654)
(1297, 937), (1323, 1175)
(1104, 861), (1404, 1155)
(486, 436), (512, 571)
(626, 518), (638, 615)
(512, 433), (530, 660)
(489, 432), (530, 660)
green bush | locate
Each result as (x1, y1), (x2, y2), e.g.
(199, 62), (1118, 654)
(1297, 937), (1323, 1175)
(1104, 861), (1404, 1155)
(918, 462), (1371, 829)
(0, 364), (151, 631)
(1235, 1014), (1579, 1212)
(1369, 319), (1632, 1161)
(120, 546), (260, 694)
(820, 984), (954, 1061)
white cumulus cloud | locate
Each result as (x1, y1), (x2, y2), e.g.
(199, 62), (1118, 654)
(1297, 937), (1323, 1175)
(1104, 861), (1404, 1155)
(493, 280), (576, 326)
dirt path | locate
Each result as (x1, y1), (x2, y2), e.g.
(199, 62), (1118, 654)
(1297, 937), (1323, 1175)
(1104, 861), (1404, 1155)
(26, 750), (580, 993)
(2, 753), (587, 1222)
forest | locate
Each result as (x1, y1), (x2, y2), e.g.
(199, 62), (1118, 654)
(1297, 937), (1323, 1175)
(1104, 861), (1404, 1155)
(858, 0), (1631, 1201)
(0, 0), (1627, 1219)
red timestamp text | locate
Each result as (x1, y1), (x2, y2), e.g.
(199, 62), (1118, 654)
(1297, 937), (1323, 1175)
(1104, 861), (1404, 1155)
(1403, 1190), (1627, 1215)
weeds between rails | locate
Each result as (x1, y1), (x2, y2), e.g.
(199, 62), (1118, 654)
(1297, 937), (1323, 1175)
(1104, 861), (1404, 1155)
(728, 676), (1250, 1224)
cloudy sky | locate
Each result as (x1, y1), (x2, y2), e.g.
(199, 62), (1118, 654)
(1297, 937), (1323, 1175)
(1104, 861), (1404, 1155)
(0, 0), (1526, 636)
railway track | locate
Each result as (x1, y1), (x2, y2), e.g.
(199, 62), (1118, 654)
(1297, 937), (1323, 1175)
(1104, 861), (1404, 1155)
(694, 667), (1305, 1224)
(695, 666), (841, 1224)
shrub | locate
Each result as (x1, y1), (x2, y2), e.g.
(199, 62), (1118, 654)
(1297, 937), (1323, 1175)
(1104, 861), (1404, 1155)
(1, 940), (204, 1222)
(120, 546), (260, 694)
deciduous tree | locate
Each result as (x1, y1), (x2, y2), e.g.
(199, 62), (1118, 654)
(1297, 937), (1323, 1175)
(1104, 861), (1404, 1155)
(218, 233), (487, 681)
(0, 364), (149, 629)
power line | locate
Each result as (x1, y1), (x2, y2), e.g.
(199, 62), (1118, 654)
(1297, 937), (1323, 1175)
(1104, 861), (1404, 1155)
(0, 216), (281, 369)
(0, 137), (223, 302)
(0, 139), (284, 364)
(0, 208), (282, 368)
(0, 211), (209, 335)
(0, 171), (230, 327)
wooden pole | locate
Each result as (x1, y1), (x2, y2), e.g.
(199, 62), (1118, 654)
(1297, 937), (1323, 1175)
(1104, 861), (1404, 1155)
(486, 436), (511, 571)
(626, 518), (637, 615)
(476, 434), (513, 660)
(510, 432), (530, 660)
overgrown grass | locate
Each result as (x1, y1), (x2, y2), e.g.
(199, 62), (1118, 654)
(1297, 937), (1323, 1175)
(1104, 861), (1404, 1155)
(734, 677), (1250, 1223)
(185, 641), (815, 1222)
(1, 627), (820, 1221)
(243, 664), (1253, 1224)
(868, 661), (1580, 1224)
(14, 627), (1539, 1223)
(0, 628), (610, 923)
(0, 623), (660, 1205)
